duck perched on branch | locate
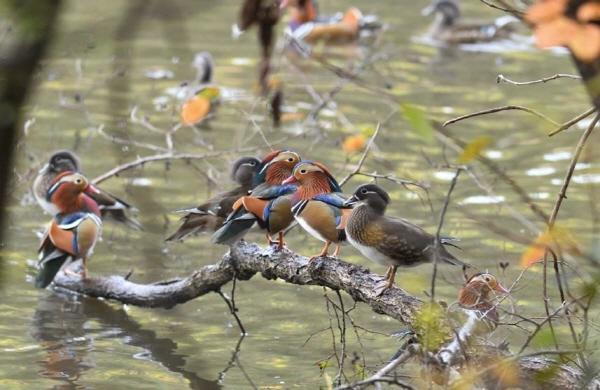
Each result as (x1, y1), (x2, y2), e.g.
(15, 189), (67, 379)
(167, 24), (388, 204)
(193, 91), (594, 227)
(343, 184), (468, 296)
(33, 150), (142, 230)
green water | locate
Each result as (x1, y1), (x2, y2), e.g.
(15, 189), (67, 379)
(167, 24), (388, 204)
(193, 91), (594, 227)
(1, 0), (598, 388)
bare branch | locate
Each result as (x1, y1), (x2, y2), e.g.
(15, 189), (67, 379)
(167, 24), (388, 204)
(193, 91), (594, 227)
(443, 105), (559, 128)
(497, 74), (581, 86)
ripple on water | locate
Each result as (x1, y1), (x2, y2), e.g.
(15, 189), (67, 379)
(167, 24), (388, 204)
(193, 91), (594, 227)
(526, 167), (556, 176)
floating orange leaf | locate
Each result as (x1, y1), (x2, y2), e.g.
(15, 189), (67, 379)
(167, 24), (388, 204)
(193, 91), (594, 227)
(533, 16), (579, 47)
(458, 136), (492, 164)
(342, 134), (366, 152)
(181, 97), (211, 126)
(569, 23), (600, 63)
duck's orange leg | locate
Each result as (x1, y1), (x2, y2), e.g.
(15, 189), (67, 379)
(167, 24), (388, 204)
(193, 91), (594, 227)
(277, 232), (286, 250)
(308, 241), (331, 263)
(374, 266), (398, 296)
(332, 244), (342, 258)
(82, 258), (88, 279)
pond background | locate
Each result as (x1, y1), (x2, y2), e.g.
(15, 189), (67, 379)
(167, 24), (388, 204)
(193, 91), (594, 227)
(1, 0), (599, 388)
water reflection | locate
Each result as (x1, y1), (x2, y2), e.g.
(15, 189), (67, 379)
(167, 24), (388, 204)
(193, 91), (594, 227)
(30, 292), (250, 390)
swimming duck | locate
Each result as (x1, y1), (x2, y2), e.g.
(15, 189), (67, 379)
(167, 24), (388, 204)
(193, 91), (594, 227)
(422, 0), (518, 44)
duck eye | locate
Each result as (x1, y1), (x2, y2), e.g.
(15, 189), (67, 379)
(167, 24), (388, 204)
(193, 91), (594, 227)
(287, 157), (295, 162)
(249, 161), (256, 166)
(75, 179), (82, 184)
(361, 188), (368, 194)
(485, 277), (491, 282)
(300, 169), (307, 174)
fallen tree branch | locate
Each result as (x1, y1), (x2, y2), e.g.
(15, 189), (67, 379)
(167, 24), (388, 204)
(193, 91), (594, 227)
(52, 241), (422, 323)
(51, 241), (600, 389)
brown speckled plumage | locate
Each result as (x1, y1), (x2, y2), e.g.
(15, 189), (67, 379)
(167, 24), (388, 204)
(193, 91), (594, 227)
(344, 184), (468, 295)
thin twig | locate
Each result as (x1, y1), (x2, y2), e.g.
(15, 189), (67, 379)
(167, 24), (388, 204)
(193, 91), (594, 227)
(497, 74), (581, 86)
(443, 105), (559, 128)
(549, 107), (596, 137)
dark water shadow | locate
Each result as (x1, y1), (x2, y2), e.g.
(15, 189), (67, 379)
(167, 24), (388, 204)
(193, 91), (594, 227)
(31, 291), (246, 389)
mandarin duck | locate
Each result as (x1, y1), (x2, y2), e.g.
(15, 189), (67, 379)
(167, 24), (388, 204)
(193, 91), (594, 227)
(281, 0), (374, 44)
(343, 184), (468, 296)
(282, 161), (352, 262)
(422, 0), (518, 44)
(33, 150), (143, 230)
(35, 172), (102, 288)
(211, 149), (302, 248)
(165, 156), (261, 242)
(457, 272), (507, 330)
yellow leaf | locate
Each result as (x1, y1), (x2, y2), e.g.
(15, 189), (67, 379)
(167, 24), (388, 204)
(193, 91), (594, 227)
(196, 87), (220, 100)
(520, 231), (553, 268)
(181, 97), (211, 126)
(458, 136), (492, 164)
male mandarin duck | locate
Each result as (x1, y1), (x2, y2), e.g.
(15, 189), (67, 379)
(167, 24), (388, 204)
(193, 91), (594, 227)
(165, 156), (261, 242)
(35, 172), (102, 288)
(211, 149), (302, 249)
(422, 0), (518, 44)
(33, 150), (143, 230)
(343, 184), (468, 296)
(281, 0), (366, 43)
(457, 272), (508, 329)
(282, 161), (352, 261)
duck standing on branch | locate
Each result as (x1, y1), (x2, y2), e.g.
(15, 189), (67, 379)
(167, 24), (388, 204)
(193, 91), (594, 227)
(281, 0), (366, 44)
(165, 156), (261, 242)
(421, 0), (518, 44)
(282, 161), (351, 261)
(343, 184), (468, 296)
(33, 150), (143, 230)
(211, 150), (301, 249)
(457, 272), (508, 330)
(35, 172), (102, 288)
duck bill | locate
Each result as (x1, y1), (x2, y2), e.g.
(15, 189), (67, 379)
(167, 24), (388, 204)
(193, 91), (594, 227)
(85, 184), (101, 194)
(494, 283), (508, 294)
(421, 4), (435, 16)
(38, 163), (50, 174)
(282, 175), (298, 185)
(342, 194), (359, 207)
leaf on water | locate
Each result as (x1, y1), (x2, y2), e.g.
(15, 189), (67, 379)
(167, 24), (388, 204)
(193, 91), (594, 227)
(458, 136), (492, 164)
(196, 87), (220, 100)
(400, 103), (434, 143)
(181, 97), (211, 126)
(342, 135), (366, 152)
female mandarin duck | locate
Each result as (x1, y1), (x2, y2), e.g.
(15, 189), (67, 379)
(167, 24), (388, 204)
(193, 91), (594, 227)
(165, 156), (261, 242)
(422, 0), (517, 44)
(211, 149), (302, 249)
(458, 272), (508, 329)
(343, 184), (468, 296)
(33, 150), (143, 230)
(281, 0), (365, 43)
(35, 172), (102, 288)
(282, 161), (352, 261)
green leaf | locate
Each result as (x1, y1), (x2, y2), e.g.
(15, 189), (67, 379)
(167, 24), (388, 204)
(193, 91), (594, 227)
(400, 103), (434, 143)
